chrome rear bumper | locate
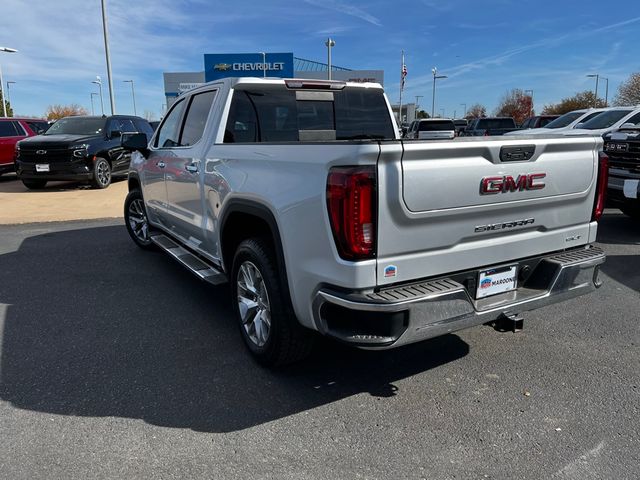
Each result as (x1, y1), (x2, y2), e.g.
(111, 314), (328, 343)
(313, 246), (605, 348)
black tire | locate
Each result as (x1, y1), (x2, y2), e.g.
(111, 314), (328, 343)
(620, 205), (640, 219)
(22, 179), (47, 190)
(124, 189), (155, 250)
(91, 157), (112, 189)
(231, 237), (314, 366)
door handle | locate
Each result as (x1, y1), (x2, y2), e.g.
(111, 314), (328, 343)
(185, 163), (199, 173)
(157, 161), (165, 168)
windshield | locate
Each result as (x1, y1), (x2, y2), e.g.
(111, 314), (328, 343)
(44, 117), (106, 136)
(579, 109), (633, 130)
(544, 111), (584, 129)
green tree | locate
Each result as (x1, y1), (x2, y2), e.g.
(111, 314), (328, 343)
(0, 89), (14, 117)
(494, 89), (533, 125)
(416, 110), (429, 119)
(542, 91), (606, 115)
(613, 72), (640, 106)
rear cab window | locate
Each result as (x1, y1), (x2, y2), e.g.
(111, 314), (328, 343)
(418, 120), (455, 131)
(477, 118), (516, 129)
(224, 84), (395, 143)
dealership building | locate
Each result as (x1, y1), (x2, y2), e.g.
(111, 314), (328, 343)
(163, 52), (384, 108)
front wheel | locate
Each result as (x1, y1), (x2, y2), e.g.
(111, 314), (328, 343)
(91, 157), (111, 189)
(231, 237), (314, 366)
(124, 189), (155, 250)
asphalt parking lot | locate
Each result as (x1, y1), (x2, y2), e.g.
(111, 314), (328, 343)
(0, 209), (638, 479)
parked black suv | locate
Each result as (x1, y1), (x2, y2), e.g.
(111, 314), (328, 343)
(604, 125), (640, 218)
(15, 115), (153, 189)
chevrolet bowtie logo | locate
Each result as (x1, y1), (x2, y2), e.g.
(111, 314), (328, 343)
(36, 150), (47, 154)
(214, 63), (232, 71)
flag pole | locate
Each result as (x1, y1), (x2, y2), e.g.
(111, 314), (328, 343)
(398, 50), (404, 125)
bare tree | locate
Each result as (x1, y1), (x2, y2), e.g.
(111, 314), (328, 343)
(465, 104), (487, 118)
(45, 104), (88, 120)
(613, 73), (640, 106)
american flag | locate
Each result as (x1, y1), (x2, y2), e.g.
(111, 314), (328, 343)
(401, 63), (407, 90)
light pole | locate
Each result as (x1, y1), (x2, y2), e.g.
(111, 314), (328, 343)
(260, 52), (266, 78)
(0, 47), (18, 118)
(431, 67), (447, 118)
(123, 80), (137, 116)
(92, 76), (104, 115)
(601, 77), (609, 106)
(101, 0), (116, 114)
(587, 74), (599, 106)
(90, 92), (99, 115)
(524, 89), (534, 117)
(460, 103), (467, 117)
(325, 38), (335, 80)
(6, 81), (15, 115)
(415, 95), (423, 112)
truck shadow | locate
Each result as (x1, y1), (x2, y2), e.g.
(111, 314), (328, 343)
(597, 210), (640, 246)
(0, 225), (469, 433)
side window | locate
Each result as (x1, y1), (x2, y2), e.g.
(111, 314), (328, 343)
(180, 90), (216, 147)
(623, 112), (640, 126)
(119, 119), (136, 133)
(224, 91), (258, 143)
(26, 121), (48, 134)
(12, 121), (26, 136)
(0, 121), (19, 137)
(155, 99), (186, 148)
(133, 119), (154, 137)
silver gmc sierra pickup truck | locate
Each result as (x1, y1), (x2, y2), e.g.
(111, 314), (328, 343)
(121, 77), (607, 366)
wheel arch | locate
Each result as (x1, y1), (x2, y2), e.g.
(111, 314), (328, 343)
(220, 199), (289, 286)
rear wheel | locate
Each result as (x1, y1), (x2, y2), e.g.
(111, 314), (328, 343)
(22, 179), (47, 190)
(124, 189), (155, 250)
(231, 237), (314, 366)
(91, 157), (111, 189)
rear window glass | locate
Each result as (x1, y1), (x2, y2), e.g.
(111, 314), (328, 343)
(418, 120), (455, 131)
(580, 109), (633, 129)
(477, 118), (515, 129)
(224, 85), (394, 142)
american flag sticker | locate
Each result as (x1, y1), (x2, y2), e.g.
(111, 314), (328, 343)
(384, 265), (397, 278)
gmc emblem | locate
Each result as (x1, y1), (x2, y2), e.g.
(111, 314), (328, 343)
(36, 150), (47, 155)
(480, 173), (546, 194)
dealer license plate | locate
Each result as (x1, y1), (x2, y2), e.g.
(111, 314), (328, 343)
(35, 164), (50, 172)
(477, 265), (518, 299)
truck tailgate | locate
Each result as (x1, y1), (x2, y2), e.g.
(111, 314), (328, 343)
(376, 136), (600, 285)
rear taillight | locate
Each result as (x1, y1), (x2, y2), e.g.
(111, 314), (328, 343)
(326, 166), (376, 260)
(592, 151), (609, 222)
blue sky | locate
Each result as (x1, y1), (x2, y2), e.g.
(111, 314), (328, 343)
(2, 0), (640, 119)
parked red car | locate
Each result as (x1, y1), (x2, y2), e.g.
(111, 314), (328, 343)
(0, 118), (49, 176)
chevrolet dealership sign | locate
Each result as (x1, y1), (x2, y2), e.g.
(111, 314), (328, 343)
(204, 53), (294, 81)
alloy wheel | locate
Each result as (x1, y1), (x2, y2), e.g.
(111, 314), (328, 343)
(236, 261), (272, 347)
(128, 198), (150, 243)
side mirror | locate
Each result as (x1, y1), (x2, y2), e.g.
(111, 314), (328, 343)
(574, 122), (584, 129)
(121, 132), (149, 157)
(110, 130), (122, 139)
(620, 123), (636, 129)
